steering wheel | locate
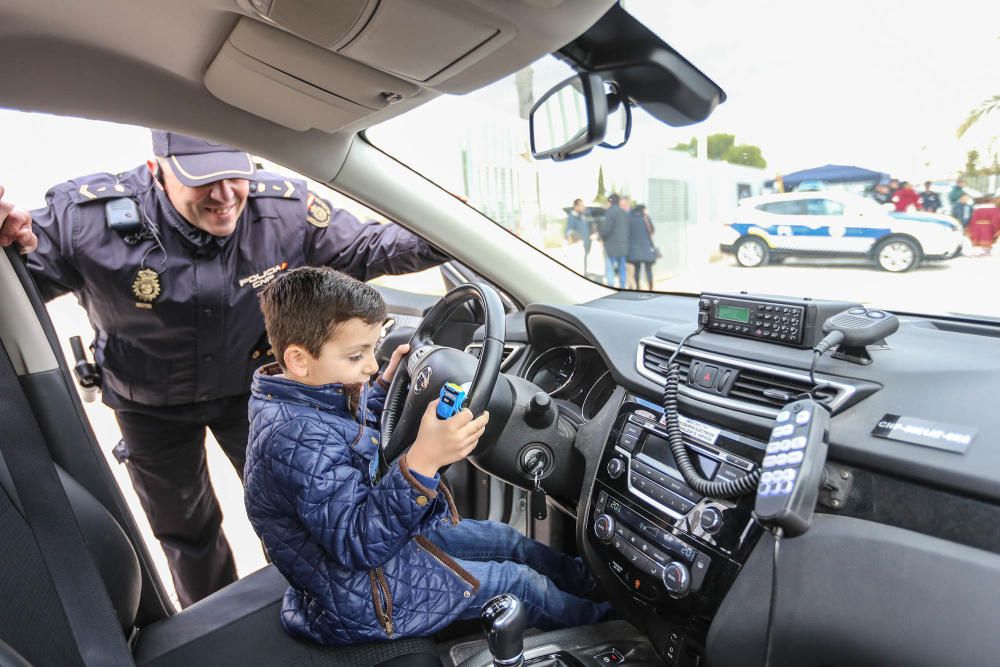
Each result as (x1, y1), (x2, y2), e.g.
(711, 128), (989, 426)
(381, 282), (506, 465)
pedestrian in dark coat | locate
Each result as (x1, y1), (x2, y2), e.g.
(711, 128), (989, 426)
(627, 204), (657, 290)
(600, 194), (630, 287)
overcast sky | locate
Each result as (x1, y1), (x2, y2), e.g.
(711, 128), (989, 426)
(2, 0), (999, 203)
(627, 0), (1000, 178)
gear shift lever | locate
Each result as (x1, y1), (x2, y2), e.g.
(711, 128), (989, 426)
(481, 594), (527, 667)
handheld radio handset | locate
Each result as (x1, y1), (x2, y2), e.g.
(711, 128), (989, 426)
(754, 397), (830, 537)
(815, 307), (899, 354)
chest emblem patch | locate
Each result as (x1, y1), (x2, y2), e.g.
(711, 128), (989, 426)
(306, 193), (332, 228)
(132, 269), (161, 305)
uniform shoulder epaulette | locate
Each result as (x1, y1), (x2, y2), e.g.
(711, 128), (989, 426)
(249, 171), (304, 201)
(64, 173), (136, 205)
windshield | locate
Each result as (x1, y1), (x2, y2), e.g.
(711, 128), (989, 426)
(368, 0), (1000, 319)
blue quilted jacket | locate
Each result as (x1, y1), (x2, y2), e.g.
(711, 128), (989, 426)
(245, 364), (479, 645)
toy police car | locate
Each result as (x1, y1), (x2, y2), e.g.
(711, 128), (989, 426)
(720, 191), (964, 272)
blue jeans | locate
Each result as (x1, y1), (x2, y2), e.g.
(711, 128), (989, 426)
(606, 255), (627, 288)
(425, 520), (612, 631)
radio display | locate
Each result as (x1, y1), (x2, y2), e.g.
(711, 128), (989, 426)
(641, 432), (719, 480)
(716, 305), (750, 324)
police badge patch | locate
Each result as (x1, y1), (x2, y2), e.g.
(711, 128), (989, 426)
(132, 268), (161, 307)
(306, 193), (332, 228)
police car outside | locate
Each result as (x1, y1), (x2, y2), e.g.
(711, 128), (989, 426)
(720, 191), (965, 272)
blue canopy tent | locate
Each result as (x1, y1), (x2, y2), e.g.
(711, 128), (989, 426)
(773, 164), (890, 191)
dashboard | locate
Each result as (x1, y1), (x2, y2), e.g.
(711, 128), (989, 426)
(475, 290), (1000, 667)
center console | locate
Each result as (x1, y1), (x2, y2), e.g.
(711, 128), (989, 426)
(585, 393), (766, 664)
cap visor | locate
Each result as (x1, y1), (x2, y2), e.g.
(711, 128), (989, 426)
(168, 152), (255, 187)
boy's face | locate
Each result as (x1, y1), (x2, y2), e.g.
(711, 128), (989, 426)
(287, 318), (382, 387)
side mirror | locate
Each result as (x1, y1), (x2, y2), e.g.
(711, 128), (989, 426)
(529, 73), (607, 161)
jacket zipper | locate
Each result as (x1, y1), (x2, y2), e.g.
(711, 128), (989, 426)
(415, 535), (480, 590)
(368, 568), (395, 637)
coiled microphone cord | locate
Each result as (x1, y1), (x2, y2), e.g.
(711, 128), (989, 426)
(660, 328), (761, 498)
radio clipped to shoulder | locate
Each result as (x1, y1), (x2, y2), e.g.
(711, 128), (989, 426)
(699, 293), (858, 348)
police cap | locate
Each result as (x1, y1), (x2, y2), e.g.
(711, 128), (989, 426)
(151, 130), (256, 187)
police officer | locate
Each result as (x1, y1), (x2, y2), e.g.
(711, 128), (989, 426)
(0, 130), (448, 607)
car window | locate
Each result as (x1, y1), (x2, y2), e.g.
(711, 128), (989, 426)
(803, 199), (845, 216)
(368, 0), (1000, 319)
(758, 201), (805, 215)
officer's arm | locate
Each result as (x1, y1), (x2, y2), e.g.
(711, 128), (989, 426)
(302, 193), (449, 282)
(27, 188), (85, 302)
(281, 420), (447, 570)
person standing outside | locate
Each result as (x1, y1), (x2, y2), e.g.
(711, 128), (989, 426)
(967, 196), (1000, 255)
(891, 181), (921, 212)
(952, 192), (974, 229)
(599, 194), (630, 288)
(919, 181), (941, 213)
(949, 178), (967, 207)
(565, 198), (591, 276)
(0, 130), (448, 607)
(626, 203), (657, 290)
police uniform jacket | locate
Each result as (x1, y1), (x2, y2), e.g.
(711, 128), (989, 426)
(27, 165), (447, 408)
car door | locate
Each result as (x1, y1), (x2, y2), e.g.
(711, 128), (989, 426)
(754, 199), (808, 251)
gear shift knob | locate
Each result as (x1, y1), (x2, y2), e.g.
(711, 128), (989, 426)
(481, 594), (527, 667)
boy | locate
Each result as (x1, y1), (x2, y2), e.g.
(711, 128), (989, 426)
(245, 267), (611, 646)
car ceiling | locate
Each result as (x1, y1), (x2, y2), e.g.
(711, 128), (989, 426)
(0, 0), (617, 182)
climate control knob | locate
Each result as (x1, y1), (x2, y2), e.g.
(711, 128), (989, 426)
(661, 561), (691, 597)
(593, 514), (615, 543)
(606, 458), (625, 479)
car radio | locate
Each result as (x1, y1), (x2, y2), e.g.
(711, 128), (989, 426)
(587, 396), (765, 615)
(698, 292), (858, 348)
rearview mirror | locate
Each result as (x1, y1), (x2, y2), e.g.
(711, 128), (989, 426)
(529, 73), (607, 161)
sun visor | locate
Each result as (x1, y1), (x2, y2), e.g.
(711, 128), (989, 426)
(205, 18), (420, 132)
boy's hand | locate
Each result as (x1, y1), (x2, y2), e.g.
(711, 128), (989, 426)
(381, 343), (410, 384)
(406, 400), (490, 479)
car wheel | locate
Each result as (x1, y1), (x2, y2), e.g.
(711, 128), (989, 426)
(875, 237), (921, 272)
(735, 237), (769, 267)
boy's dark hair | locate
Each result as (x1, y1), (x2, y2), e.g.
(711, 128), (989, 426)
(259, 267), (386, 369)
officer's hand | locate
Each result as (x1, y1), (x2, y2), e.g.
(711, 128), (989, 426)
(381, 343), (410, 384)
(0, 186), (38, 254)
(406, 401), (489, 478)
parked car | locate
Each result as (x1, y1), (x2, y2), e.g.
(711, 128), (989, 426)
(720, 191), (964, 271)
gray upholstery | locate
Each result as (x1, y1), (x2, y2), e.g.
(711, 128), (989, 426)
(134, 564), (442, 667)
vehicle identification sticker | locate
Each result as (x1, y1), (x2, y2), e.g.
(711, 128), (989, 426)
(676, 415), (721, 446)
(871, 414), (975, 454)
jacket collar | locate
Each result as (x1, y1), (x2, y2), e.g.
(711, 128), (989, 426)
(252, 363), (358, 415)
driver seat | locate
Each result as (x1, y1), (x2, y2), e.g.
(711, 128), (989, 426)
(0, 456), (442, 667)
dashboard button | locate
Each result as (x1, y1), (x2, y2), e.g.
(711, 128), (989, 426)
(696, 365), (719, 388)
(795, 410), (811, 425)
(776, 410), (791, 423)
(791, 436), (807, 449)
(787, 451), (804, 465)
(773, 424), (794, 437)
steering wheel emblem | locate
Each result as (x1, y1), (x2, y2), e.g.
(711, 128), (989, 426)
(414, 367), (433, 394)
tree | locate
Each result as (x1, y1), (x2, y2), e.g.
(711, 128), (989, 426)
(965, 150), (980, 177)
(594, 165), (608, 205)
(957, 95), (1000, 138)
(672, 133), (767, 168)
(723, 144), (767, 169)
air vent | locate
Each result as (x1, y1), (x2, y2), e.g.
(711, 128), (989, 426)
(729, 367), (836, 408)
(636, 338), (855, 418)
(641, 344), (691, 379)
(465, 343), (523, 371)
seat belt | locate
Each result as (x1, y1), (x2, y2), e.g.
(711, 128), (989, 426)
(0, 343), (134, 666)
